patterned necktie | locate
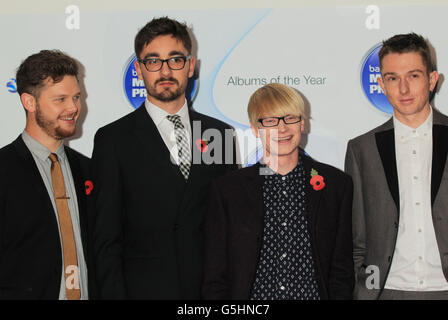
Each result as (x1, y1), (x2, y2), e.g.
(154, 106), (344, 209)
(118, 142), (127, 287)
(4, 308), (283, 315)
(49, 153), (81, 300)
(166, 115), (191, 180)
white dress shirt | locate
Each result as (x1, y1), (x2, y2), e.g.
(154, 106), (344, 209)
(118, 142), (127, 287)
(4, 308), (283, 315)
(385, 107), (448, 291)
(145, 99), (192, 165)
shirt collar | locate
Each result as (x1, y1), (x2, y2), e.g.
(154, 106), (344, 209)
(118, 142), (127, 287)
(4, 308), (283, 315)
(145, 99), (189, 127)
(21, 130), (66, 162)
(393, 107), (433, 141)
(265, 162), (302, 184)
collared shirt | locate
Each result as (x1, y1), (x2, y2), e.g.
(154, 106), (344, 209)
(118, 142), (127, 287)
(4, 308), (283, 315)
(21, 131), (89, 300)
(251, 163), (320, 300)
(386, 108), (448, 291)
(145, 99), (191, 165)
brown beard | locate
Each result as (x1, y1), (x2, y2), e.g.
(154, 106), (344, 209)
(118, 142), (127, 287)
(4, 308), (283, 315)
(35, 103), (76, 140)
(147, 77), (187, 102)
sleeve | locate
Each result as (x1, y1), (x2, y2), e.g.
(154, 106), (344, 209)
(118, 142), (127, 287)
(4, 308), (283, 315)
(344, 141), (367, 281)
(328, 173), (355, 299)
(90, 128), (126, 299)
(201, 179), (229, 299)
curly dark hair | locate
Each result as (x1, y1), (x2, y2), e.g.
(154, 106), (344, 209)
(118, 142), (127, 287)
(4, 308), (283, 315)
(134, 17), (192, 58)
(379, 33), (433, 73)
(16, 49), (78, 98)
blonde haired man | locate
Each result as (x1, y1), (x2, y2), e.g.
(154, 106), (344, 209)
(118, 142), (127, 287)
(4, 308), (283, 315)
(202, 83), (354, 300)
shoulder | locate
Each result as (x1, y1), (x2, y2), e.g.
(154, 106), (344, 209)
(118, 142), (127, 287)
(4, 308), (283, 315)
(65, 146), (90, 163)
(0, 136), (25, 163)
(64, 146), (90, 174)
(95, 107), (143, 139)
(0, 142), (19, 174)
(303, 153), (352, 189)
(0, 140), (16, 158)
(212, 163), (259, 188)
(347, 117), (393, 149)
(190, 110), (233, 131)
(433, 108), (448, 126)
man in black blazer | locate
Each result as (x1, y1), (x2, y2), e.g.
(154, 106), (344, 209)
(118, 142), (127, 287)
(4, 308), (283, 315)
(0, 50), (92, 299)
(202, 83), (354, 300)
(91, 17), (237, 299)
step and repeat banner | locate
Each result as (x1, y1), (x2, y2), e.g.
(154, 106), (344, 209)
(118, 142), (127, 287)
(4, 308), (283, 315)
(2, 1), (448, 169)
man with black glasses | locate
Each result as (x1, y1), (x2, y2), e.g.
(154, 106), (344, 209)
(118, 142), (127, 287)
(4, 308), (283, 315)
(202, 83), (354, 300)
(91, 17), (237, 299)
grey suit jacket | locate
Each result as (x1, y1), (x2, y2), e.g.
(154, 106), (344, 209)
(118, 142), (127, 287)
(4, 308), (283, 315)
(345, 108), (448, 300)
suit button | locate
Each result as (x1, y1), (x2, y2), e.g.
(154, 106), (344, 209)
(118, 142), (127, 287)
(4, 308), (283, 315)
(173, 224), (179, 231)
(437, 216), (443, 221)
(388, 256), (392, 262)
(394, 222), (398, 229)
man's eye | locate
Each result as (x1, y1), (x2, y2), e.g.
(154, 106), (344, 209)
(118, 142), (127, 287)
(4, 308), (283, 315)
(148, 59), (159, 65)
(170, 57), (183, 63)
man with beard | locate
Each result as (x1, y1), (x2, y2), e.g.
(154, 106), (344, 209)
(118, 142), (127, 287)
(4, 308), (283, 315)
(91, 17), (237, 299)
(0, 50), (92, 299)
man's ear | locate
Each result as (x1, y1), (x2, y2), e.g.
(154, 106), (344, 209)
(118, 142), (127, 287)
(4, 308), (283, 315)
(429, 70), (439, 92)
(20, 93), (37, 113)
(188, 56), (196, 79)
(134, 60), (144, 80)
(378, 76), (386, 95)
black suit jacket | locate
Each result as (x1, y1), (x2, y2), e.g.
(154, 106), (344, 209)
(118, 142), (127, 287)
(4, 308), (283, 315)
(0, 136), (92, 299)
(91, 104), (237, 299)
(202, 152), (354, 299)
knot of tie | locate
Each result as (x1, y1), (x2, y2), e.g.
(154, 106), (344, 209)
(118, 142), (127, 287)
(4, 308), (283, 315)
(166, 114), (185, 129)
(49, 153), (59, 163)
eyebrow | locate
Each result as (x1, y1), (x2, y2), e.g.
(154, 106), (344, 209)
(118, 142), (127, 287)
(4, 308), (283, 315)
(382, 69), (425, 77)
(51, 92), (81, 98)
(143, 51), (187, 59)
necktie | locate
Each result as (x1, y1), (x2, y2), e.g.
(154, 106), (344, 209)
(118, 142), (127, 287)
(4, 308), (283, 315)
(166, 115), (191, 180)
(49, 153), (81, 300)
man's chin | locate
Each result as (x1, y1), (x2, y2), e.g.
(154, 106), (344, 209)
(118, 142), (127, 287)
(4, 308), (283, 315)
(55, 128), (76, 139)
(151, 86), (186, 103)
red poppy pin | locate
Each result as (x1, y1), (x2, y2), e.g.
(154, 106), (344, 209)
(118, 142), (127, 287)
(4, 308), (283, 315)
(85, 180), (93, 195)
(195, 139), (209, 153)
(310, 168), (325, 191)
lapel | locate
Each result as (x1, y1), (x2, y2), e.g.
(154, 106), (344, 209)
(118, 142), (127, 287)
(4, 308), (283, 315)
(375, 119), (399, 211)
(242, 163), (266, 236)
(174, 109), (219, 222)
(300, 152), (323, 245)
(185, 109), (203, 185)
(64, 146), (89, 257)
(131, 103), (185, 181)
(373, 111), (448, 210)
(431, 111), (448, 205)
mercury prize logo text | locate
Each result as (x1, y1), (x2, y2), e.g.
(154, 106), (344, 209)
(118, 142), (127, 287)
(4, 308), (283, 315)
(360, 44), (393, 114)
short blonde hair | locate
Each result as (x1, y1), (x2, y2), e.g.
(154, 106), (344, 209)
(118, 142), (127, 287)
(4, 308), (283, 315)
(247, 83), (305, 126)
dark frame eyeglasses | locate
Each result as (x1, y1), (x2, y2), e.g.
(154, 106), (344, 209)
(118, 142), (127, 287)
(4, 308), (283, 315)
(257, 115), (302, 127)
(137, 55), (192, 72)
